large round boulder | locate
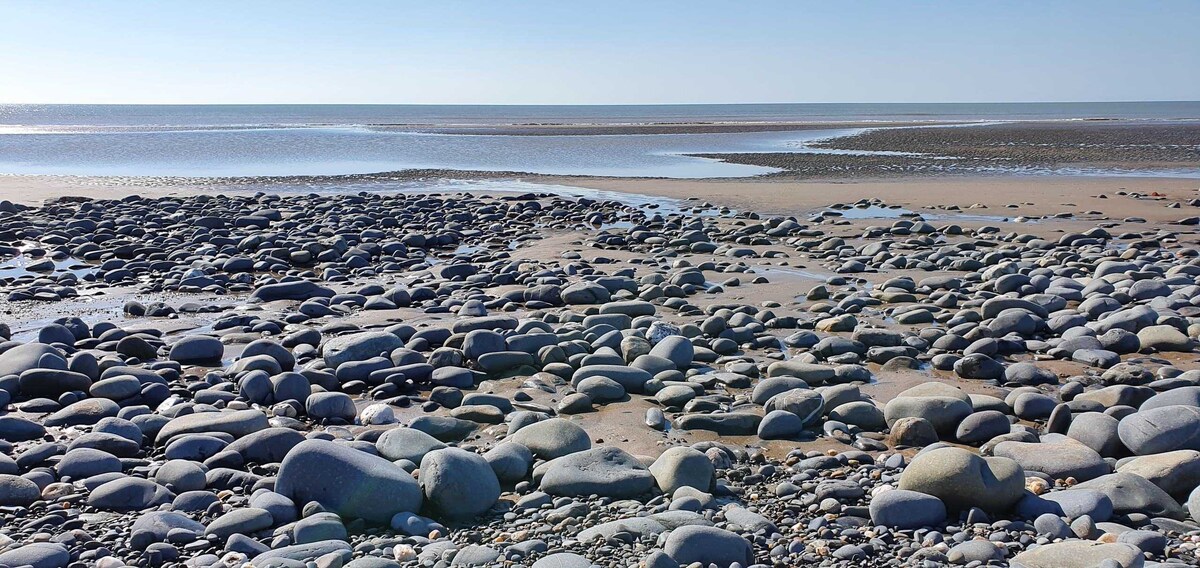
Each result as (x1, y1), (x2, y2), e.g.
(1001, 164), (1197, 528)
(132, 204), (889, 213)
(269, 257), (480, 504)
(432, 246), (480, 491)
(276, 439), (422, 524)
(869, 489), (947, 529)
(509, 418), (591, 459)
(898, 447), (1024, 512)
(168, 336), (224, 365)
(419, 448), (501, 521)
(1118, 405), (1200, 455)
(649, 447), (714, 493)
(663, 525), (753, 567)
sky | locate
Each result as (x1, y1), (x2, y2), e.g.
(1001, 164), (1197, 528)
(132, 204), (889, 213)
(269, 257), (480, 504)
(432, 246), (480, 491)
(0, 1), (1197, 105)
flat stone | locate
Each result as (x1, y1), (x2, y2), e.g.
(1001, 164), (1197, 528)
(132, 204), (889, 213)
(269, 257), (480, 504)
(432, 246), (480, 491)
(993, 440), (1110, 481)
(540, 446), (655, 498)
(156, 409), (270, 444)
(1010, 540), (1144, 568)
(1071, 472), (1187, 520)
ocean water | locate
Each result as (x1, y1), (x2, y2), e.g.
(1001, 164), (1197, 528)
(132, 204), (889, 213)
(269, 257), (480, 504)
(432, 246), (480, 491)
(0, 102), (1196, 178)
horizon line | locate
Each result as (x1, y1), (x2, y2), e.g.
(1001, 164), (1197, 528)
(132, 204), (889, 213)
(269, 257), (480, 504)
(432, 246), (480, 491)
(2, 100), (1199, 107)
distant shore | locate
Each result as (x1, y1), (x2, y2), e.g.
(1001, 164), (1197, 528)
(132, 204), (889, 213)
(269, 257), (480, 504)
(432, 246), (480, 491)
(2, 116), (1196, 180)
(691, 120), (1200, 178)
(386, 120), (940, 136)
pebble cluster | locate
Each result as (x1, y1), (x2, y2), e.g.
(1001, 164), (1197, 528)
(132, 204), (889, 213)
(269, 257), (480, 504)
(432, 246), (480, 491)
(1, 189), (1199, 568)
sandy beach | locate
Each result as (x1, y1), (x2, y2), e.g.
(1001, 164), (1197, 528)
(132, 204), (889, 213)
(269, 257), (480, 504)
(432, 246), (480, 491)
(3, 172), (1196, 224)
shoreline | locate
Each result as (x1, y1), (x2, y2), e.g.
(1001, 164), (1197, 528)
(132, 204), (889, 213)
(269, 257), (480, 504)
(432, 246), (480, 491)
(1, 119), (1195, 186)
(1, 172), (1197, 226)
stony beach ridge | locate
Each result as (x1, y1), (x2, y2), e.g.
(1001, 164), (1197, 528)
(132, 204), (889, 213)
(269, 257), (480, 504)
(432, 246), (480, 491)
(1, 171), (1200, 568)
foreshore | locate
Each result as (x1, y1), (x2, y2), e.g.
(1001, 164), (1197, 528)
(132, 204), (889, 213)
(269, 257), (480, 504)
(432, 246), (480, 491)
(3, 156), (1200, 566)
(2, 172), (1196, 223)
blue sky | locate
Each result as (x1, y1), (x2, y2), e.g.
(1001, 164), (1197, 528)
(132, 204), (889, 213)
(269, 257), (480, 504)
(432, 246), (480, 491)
(0, 1), (1196, 104)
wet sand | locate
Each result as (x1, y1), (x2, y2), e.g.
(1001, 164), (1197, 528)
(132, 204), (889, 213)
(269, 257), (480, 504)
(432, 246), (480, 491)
(694, 121), (1200, 177)
(547, 175), (1200, 223)
(2, 173), (1197, 223)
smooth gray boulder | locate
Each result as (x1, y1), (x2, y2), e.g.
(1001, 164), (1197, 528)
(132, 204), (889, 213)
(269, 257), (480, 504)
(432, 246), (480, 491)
(1065, 412), (1124, 457)
(0, 474), (40, 506)
(305, 391), (356, 422)
(750, 377), (809, 405)
(1140, 386), (1200, 411)
(993, 441), (1109, 481)
(226, 427), (306, 464)
(1015, 489), (1113, 522)
(87, 477), (175, 510)
(0, 343), (64, 377)
(869, 489), (947, 529)
(764, 361), (835, 385)
(0, 543), (70, 568)
(206, 507), (275, 541)
(251, 540), (352, 566)
(168, 336), (224, 364)
(663, 525), (753, 567)
(44, 398), (119, 427)
(955, 410), (1012, 444)
(531, 553), (596, 568)
(483, 442), (534, 483)
(375, 427), (447, 464)
(322, 331), (405, 368)
(419, 447), (501, 520)
(757, 409), (805, 439)
(509, 418), (591, 459)
(18, 369), (91, 398)
(674, 413), (761, 435)
(885, 396), (973, 437)
(0, 415), (47, 441)
(249, 280), (335, 302)
(131, 510), (206, 542)
(649, 447), (713, 493)
(540, 446), (655, 498)
(571, 365), (653, 394)
(1071, 472), (1187, 520)
(764, 389), (824, 426)
(1010, 540), (1144, 568)
(1136, 325), (1193, 352)
(57, 447), (122, 479)
(155, 409), (270, 444)
(1118, 405), (1200, 455)
(155, 460), (207, 492)
(275, 439), (421, 524)
(898, 447), (1024, 512)
(649, 336), (693, 369)
(1116, 450), (1200, 498)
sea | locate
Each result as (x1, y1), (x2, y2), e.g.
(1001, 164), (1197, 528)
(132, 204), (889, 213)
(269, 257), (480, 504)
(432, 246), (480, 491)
(0, 102), (1197, 178)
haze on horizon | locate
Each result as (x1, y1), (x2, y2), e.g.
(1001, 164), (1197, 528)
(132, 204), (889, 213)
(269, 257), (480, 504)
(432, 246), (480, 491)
(1, 0), (1197, 106)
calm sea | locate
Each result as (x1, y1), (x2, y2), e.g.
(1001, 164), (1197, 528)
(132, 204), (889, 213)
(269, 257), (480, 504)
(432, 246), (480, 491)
(0, 102), (1196, 178)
